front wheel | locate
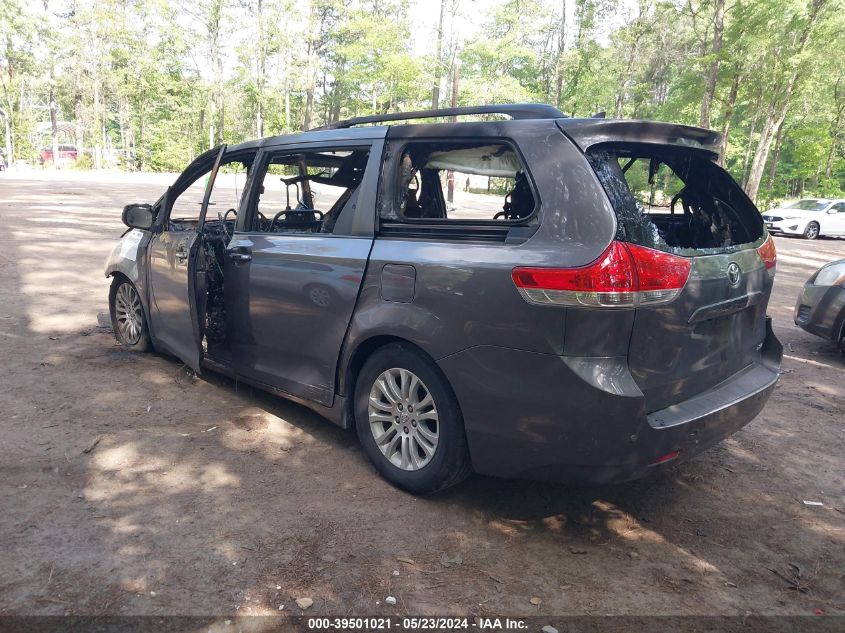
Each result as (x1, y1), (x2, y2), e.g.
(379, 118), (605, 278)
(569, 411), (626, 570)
(804, 221), (820, 240)
(354, 343), (471, 494)
(109, 277), (151, 352)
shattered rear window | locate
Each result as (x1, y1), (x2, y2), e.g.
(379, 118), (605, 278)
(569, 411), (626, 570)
(587, 145), (764, 256)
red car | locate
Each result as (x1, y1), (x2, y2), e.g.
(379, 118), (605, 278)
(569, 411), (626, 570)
(40, 145), (78, 165)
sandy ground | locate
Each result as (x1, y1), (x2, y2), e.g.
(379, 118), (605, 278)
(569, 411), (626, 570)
(0, 170), (843, 618)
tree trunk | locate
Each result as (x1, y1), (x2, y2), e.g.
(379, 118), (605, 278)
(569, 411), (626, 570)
(304, 87), (314, 130)
(252, 0), (265, 137)
(699, 0), (725, 129)
(717, 70), (741, 166)
(741, 86), (764, 189)
(446, 61), (459, 203)
(303, 39), (315, 130)
(745, 106), (781, 202)
(49, 86), (60, 169)
(824, 77), (845, 178)
(766, 123), (786, 194)
(554, 0), (566, 108)
(93, 78), (102, 170)
(431, 0), (446, 109)
(284, 83), (290, 131)
(614, 10), (647, 119)
(0, 106), (12, 167)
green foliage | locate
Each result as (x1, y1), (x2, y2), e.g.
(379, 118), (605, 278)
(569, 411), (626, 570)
(71, 152), (94, 170)
(0, 0), (842, 202)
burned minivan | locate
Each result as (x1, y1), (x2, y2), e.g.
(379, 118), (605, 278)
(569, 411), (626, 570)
(105, 104), (782, 493)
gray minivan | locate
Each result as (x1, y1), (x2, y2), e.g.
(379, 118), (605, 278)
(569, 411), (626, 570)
(105, 104), (782, 493)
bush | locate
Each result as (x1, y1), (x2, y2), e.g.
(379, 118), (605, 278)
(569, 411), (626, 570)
(71, 153), (94, 171)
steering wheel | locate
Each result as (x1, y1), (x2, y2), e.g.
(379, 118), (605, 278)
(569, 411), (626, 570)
(221, 208), (238, 239)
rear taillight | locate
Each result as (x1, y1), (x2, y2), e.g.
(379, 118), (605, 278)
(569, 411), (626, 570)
(756, 236), (777, 278)
(512, 241), (691, 308)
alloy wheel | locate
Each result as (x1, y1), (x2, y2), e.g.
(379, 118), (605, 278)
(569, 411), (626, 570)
(368, 368), (439, 471)
(114, 283), (143, 345)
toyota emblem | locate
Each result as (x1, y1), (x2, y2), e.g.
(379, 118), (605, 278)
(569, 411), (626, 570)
(727, 262), (741, 287)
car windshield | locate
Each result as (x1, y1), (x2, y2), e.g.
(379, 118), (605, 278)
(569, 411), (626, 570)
(786, 199), (828, 211)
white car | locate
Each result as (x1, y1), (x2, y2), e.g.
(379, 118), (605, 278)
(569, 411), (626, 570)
(762, 198), (845, 239)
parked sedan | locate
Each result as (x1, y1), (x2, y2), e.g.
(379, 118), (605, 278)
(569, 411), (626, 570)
(795, 258), (845, 351)
(762, 198), (845, 239)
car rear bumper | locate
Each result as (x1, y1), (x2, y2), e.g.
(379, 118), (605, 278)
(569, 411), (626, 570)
(794, 283), (845, 344)
(439, 318), (782, 484)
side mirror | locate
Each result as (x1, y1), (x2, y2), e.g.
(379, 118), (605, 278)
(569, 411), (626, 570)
(827, 208), (838, 214)
(122, 203), (154, 229)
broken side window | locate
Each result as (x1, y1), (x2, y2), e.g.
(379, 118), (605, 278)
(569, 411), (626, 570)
(249, 148), (370, 235)
(384, 141), (537, 223)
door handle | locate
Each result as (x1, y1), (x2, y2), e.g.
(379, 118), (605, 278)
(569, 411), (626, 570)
(228, 251), (252, 262)
(175, 249), (188, 262)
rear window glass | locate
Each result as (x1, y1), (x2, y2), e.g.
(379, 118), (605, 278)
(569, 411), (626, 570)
(587, 145), (764, 255)
(382, 141), (536, 223)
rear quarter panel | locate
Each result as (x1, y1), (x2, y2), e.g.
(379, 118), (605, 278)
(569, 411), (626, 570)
(339, 121), (623, 395)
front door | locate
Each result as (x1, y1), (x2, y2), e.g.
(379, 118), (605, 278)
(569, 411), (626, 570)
(826, 202), (845, 235)
(147, 145), (226, 371)
(225, 141), (383, 406)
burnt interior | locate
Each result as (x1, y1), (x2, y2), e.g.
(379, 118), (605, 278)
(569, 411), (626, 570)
(382, 141), (536, 222)
(587, 144), (764, 254)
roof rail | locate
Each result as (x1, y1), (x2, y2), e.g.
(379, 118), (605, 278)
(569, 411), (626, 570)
(314, 103), (566, 130)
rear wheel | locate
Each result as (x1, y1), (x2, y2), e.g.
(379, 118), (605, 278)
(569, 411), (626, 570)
(109, 277), (151, 352)
(804, 221), (820, 240)
(354, 343), (471, 494)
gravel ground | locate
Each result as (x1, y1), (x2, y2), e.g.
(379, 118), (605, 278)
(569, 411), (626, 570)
(0, 170), (843, 618)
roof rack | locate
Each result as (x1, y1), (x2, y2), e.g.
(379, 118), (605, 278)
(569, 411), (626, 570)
(315, 103), (566, 130)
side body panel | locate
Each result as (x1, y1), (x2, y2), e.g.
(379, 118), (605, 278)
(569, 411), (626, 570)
(823, 202), (845, 235)
(340, 120), (622, 393)
(225, 138), (385, 407)
(225, 233), (374, 406)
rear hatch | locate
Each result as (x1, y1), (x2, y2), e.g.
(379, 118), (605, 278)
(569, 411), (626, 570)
(561, 121), (775, 412)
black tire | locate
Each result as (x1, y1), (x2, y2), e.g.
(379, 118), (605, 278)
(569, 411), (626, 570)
(804, 221), (820, 240)
(354, 343), (471, 494)
(109, 276), (152, 352)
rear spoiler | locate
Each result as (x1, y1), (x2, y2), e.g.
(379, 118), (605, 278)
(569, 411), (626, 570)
(557, 119), (723, 157)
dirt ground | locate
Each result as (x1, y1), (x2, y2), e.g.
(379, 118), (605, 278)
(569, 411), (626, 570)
(0, 170), (843, 618)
